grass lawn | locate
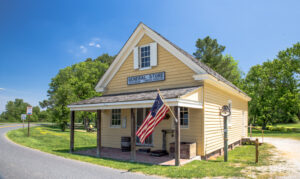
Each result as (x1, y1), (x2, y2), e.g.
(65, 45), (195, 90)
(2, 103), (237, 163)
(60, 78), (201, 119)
(252, 130), (300, 140)
(252, 122), (300, 140)
(7, 126), (275, 178)
(275, 122), (300, 128)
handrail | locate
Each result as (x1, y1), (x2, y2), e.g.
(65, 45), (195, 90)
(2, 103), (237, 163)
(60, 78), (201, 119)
(246, 124), (264, 143)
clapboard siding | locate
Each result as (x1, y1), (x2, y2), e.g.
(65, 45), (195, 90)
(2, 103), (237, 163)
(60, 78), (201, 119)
(104, 34), (200, 95)
(203, 82), (248, 155)
(100, 107), (204, 155)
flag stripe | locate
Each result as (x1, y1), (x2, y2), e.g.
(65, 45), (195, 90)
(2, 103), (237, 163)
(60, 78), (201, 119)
(139, 105), (169, 143)
(136, 94), (170, 144)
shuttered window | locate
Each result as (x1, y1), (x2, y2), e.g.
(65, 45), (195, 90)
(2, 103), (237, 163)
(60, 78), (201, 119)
(133, 42), (157, 70)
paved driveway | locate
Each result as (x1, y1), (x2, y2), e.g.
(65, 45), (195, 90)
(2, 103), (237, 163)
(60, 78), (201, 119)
(0, 124), (159, 179)
(264, 137), (300, 177)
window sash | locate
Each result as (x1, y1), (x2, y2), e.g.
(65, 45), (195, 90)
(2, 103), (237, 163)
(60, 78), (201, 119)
(139, 46), (151, 68)
(180, 107), (189, 128)
(111, 109), (121, 127)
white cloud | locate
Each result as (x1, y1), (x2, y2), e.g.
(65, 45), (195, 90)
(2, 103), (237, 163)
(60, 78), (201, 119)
(88, 42), (95, 46)
(80, 45), (87, 53)
(0, 88), (4, 91)
(88, 38), (101, 48)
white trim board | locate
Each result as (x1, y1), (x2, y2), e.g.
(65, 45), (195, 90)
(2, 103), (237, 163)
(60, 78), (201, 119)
(68, 98), (203, 111)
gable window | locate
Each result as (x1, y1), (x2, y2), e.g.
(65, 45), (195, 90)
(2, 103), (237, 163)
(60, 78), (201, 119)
(180, 107), (189, 128)
(133, 42), (157, 70)
(111, 109), (121, 127)
(140, 45), (151, 68)
(228, 100), (232, 126)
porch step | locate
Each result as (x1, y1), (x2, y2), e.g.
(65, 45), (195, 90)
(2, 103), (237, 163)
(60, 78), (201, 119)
(150, 150), (168, 157)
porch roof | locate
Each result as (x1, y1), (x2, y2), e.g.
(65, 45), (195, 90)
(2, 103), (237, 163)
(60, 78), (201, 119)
(68, 86), (203, 111)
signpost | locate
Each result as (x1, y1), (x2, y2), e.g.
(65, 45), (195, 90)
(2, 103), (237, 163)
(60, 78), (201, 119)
(220, 105), (231, 162)
(26, 106), (32, 137)
(21, 114), (26, 129)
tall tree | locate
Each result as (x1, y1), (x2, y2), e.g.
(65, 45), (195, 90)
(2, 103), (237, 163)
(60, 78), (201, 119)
(193, 36), (243, 86)
(42, 54), (114, 131)
(244, 43), (300, 128)
(0, 99), (42, 122)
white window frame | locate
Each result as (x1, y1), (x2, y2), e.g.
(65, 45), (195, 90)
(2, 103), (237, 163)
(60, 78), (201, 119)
(110, 109), (121, 128)
(139, 44), (151, 70)
(228, 100), (232, 127)
(180, 107), (189, 129)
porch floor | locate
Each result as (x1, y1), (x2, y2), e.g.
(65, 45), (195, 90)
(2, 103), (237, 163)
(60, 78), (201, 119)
(74, 147), (200, 166)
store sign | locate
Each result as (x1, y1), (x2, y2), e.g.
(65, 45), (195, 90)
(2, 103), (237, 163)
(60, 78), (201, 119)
(127, 72), (165, 85)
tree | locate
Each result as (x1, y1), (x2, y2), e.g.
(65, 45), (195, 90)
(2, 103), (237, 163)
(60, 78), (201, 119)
(43, 54), (114, 131)
(193, 36), (243, 86)
(244, 43), (300, 128)
(0, 99), (42, 122)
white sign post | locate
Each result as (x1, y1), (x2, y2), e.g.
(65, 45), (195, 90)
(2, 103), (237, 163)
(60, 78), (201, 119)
(26, 106), (33, 137)
(21, 114), (26, 129)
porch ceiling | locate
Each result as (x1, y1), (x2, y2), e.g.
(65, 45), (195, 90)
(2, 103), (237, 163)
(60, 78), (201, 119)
(68, 86), (203, 111)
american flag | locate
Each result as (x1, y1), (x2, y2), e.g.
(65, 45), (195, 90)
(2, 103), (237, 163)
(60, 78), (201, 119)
(136, 93), (169, 144)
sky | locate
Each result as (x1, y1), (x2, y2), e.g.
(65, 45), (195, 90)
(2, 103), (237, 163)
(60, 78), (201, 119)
(0, 0), (299, 113)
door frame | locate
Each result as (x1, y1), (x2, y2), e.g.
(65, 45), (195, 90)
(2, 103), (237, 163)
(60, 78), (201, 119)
(135, 108), (154, 146)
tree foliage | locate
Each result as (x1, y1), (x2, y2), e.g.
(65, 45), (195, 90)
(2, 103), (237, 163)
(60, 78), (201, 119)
(42, 54), (114, 131)
(0, 99), (43, 122)
(244, 43), (300, 128)
(194, 36), (243, 86)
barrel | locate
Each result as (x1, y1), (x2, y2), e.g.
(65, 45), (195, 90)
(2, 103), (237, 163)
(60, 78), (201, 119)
(121, 136), (131, 152)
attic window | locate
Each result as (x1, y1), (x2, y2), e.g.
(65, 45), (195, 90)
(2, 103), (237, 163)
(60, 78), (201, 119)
(133, 42), (157, 70)
(140, 45), (151, 68)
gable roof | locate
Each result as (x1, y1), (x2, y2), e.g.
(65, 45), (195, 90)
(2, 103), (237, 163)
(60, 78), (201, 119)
(95, 22), (249, 98)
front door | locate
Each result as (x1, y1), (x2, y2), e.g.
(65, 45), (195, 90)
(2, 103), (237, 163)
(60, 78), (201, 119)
(136, 108), (153, 145)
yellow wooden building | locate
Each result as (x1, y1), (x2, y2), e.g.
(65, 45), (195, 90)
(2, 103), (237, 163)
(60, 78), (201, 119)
(68, 23), (251, 163)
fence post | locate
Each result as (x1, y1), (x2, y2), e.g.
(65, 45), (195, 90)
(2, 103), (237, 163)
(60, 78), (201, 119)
(262, 130), (264, 143)
(250, 124), (252, 138)
(255, 138), (259, 163)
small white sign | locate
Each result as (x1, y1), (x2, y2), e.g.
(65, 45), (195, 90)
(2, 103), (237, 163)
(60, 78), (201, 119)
(21, 114), (26, 120)
(26, 106), (33, 115)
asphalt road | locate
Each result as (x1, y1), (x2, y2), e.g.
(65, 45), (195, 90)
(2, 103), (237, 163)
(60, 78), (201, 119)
(0, 124), (159, 179)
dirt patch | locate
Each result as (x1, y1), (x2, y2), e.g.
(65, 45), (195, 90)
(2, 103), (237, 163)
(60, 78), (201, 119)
(242, 139), (300, 178)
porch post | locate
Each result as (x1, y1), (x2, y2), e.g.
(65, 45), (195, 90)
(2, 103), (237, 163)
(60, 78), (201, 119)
(70, 110), (75, 153)
(97, 110), (102, 157)
(130, 108), (136, 161)
(174, 106), (181, 166)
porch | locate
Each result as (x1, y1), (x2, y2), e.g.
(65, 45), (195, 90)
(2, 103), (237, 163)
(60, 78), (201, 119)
(74, 147), (200, 165)
(68, 86), (203, 166)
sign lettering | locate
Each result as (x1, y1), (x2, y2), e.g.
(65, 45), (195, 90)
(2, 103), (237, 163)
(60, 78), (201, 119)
(127, 72), (165, 85)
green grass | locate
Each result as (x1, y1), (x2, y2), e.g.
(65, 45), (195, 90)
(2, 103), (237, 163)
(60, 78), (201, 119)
(7, 126), (275, 178)
(252, 129), (300, 140)
(275, 122), (300, 128)
(251, 122), (300, 140)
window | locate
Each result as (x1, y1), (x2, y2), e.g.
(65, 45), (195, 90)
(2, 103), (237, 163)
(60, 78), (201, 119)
(111, 109), (121, 127)
(228, 100), (232, 126)
(140, 45), (150, 68)
(180, 107), (189, 128)
(133, 42), (157, 70)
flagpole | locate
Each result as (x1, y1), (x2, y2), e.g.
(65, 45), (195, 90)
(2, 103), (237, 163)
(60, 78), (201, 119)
(157, 89), (178, 122)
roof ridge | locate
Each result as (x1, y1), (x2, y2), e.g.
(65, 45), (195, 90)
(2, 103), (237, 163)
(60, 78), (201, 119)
(141, 23), (247, 96)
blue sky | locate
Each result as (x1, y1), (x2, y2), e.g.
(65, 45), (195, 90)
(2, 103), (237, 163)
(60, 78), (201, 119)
(0, 0), (299, 113)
